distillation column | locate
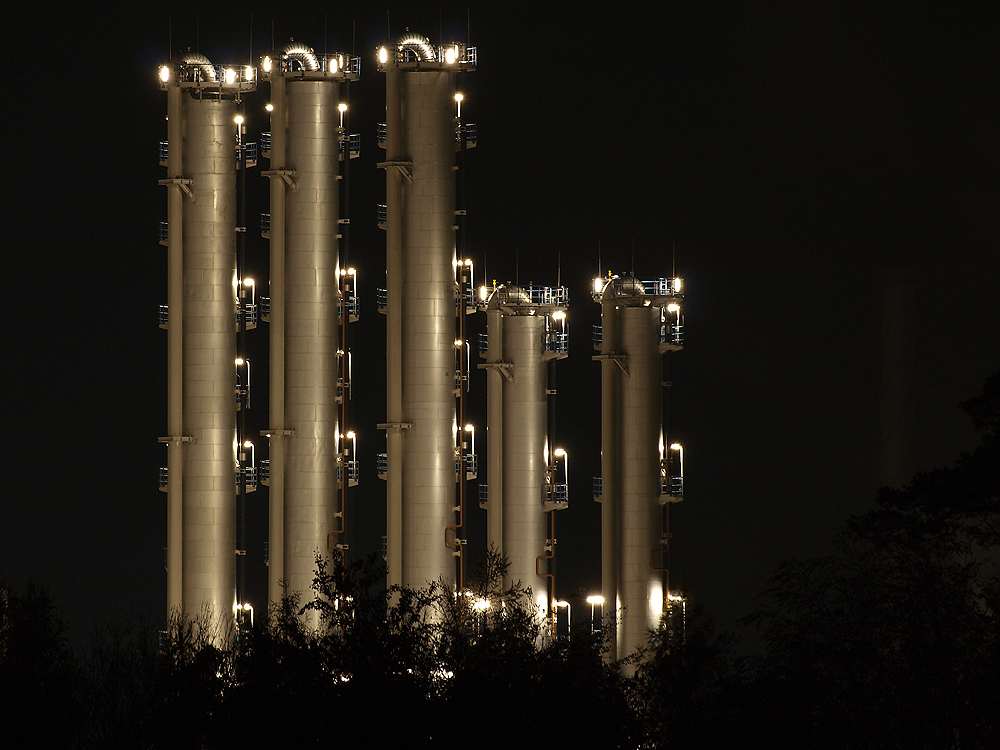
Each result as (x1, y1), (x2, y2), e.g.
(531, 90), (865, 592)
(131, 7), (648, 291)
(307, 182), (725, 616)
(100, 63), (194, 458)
(594, 274), (684, 663)
(480, 285), (569, 621)
(378, 34), (476, 589)
(159, 55), (255, 630)
(261, 43), (358, 611)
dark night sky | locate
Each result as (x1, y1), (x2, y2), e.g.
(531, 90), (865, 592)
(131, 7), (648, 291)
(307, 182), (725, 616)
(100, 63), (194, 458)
(3, 1), (997, 649)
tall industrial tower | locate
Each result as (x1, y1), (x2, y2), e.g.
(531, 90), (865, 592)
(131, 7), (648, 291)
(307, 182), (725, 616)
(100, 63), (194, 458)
(158, 54), (256, 631)
(480, 284), (570, 628)
(260, 42), (359, 614)
(593, 274), (684, 664)
(377, 34), (476, 590)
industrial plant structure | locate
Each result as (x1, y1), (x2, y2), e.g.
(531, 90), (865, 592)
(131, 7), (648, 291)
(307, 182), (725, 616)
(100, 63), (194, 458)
(479, 284), (570, 626)
(156, 31), (688, 657)
(593, 274), (684, 663)
(258, 41), (359, 624)
(158, 53), (256, 633)
(376, 34), (478, 592)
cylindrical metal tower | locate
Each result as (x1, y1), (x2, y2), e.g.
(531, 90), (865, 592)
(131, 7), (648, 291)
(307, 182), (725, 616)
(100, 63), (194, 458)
(378, 35), (476, 590)
(261, 44), (358, 613)
(159, 54), (255, 633)
(480, 285), (569, 622)
(593, 274), (684, 664)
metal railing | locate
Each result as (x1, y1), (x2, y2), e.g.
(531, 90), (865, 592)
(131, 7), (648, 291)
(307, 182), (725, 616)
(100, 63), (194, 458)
(339, 133), (360, 158)
(170, 63), (257, 86)
(456, 282), (474, 309)
(271, 54), (360, 77)
(338, 290), (359, 320)
(455, 453), (478, 480)
(238, 142), (258, 167)
(662, 475), (683, 498)
(455, 123), (477, 146)
(660, 323), (684, 346)
(488, 285), (569, 307)
(238, 466), (258, 489)
(338, 460), (359, 485)
(595, 277), (682, 300)
(544, 331), (569, 354)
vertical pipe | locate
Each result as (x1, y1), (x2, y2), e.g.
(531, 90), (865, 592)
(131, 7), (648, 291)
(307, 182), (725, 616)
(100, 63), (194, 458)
(485, 306), (504, 563)
(384, 59), (404, 591)
(398, 68), (457, 588)
(165, 79), (184, 617)
(267, 73), (287, 605)
(283, 78), (340, 612)
(236, 103), (248, 617)
(619, 305), (663, 661)
(503, 313), (548, 611)
(599, 292), (620, 661)
(182, 96), (237, 632)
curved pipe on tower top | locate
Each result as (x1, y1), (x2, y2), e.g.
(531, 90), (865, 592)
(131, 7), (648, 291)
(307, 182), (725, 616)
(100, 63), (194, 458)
(396, 32), (435, 61)
(180, 51), (217, 81)
(282, 41), (320, 71)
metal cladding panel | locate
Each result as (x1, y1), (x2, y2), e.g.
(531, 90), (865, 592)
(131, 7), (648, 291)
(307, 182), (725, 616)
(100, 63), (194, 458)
(397, 70), (457, 588)
(501, 316), (548, 597)
(181, 97), (237, 626)
(283, 81), (340, 599)
(618, 306), (664, 660)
